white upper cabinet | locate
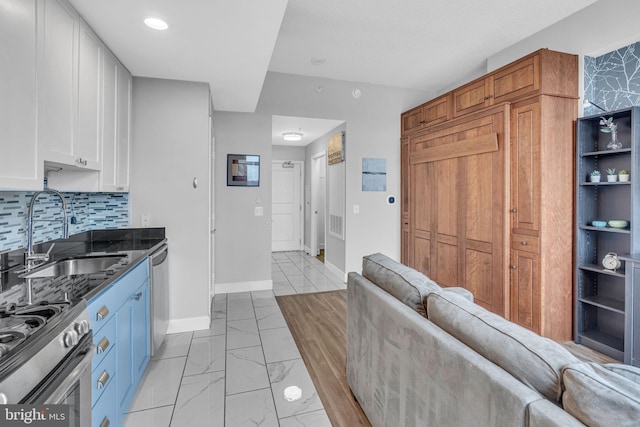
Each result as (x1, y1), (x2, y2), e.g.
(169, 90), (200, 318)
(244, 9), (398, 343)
(38, 0), (80, 167)
(76, 21), (102, 170)
(115, 65), (131, 191)
(101, 51), (131, 192)
(1, 0), (131, 191)
(38, 0), (101, 170)
(0, 0), (42, 190)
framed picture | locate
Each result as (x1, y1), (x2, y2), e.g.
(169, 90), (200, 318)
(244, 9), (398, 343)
(227, 154), (260, 187)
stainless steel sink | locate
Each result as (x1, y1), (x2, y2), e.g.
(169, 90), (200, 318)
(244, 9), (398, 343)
(19, 255), (124, 279)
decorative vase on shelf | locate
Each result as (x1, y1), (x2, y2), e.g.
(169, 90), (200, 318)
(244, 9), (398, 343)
(606, 129), (623, 150)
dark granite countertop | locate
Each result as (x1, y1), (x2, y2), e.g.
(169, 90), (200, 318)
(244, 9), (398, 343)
(0, 228), (166, 307)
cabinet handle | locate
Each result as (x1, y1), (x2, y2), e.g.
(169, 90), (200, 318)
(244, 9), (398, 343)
(96, 306), (109, 321)
(520, 241), (527, 246)
(511, 208), (517, 213)
(511, 265), (517, 269)
(116, 186), (124, 191)
(96, 337), (110, 354)
(100, 417), (110, 427)
(97, 370), (110, 389)
(133, 292), (142, 301)
(418, 120), (426, 124)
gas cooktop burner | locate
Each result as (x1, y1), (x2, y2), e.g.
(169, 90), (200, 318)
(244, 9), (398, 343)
(0, 301), (72, 358)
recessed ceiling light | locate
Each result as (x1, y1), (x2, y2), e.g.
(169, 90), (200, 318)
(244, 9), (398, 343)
(283, 132), (303, 142)
(144, 17), (169, 30)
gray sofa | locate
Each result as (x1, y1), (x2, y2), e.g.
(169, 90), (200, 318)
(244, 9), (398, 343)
(347, 253), (640, 427)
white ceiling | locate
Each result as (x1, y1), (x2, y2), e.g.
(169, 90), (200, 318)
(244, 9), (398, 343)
(272, 116), (345, 147)
(69, 0), (598, 114)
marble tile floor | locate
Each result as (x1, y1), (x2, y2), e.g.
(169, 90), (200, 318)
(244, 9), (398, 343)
(122, 251), (346, 427)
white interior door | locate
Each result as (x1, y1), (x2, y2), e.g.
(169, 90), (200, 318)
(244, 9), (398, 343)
(272, 161), (303, 251)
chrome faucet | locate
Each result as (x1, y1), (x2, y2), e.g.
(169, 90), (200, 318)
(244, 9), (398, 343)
(25, 189), (69, 268)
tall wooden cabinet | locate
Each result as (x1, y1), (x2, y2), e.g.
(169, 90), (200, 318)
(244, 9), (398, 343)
(401, 49), (578, 341)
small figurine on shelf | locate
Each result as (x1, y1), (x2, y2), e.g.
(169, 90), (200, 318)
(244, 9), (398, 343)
(600, 116), (623, 150)
(590, 169), (601, 183)
(619, 169), (630, 182)
(606, 168), (617, 182)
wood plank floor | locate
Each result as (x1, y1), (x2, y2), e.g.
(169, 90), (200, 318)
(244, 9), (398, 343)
(276, 290), (371, 427)
(277, 289), (616, 426)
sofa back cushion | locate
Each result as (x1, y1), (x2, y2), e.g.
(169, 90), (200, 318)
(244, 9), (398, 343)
(562, 362), (640, 427)
(362, 253), (441, 317)
(426, 291), (579, 401)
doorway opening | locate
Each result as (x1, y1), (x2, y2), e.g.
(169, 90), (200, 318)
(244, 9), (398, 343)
(271, 115), (345, 275)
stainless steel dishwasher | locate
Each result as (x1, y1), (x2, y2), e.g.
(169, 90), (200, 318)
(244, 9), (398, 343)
(149, 243), (169, 356)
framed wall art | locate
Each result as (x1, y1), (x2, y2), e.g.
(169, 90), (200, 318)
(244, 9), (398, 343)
(227, 154), (260, 187)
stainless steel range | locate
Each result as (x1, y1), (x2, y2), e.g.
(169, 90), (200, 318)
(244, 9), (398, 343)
(0, 299), (93, 426)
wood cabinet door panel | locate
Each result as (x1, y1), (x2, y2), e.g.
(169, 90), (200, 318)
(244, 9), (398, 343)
(465, 152), (494, 243)
(453, 79), (491, 117)
(412, 235), (431, 276)
(436, 159), (459, 238)
(493, 55), (539, 103)
(401, 106), (424, 134)
(511, 101), (541, 234)
(510, 250), (540, 333)
(436, 240), (458, 287)
(411, 162), (433, 234)
(424, 95), (450, 127)
(465, 248), (494, 308)
(401, 139), (409, 216)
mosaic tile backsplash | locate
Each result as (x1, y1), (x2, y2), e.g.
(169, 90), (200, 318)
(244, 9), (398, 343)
(0, 191), (129, 253)
(584, 41), (640, 115)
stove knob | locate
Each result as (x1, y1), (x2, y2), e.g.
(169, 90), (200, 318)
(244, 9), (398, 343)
(63, 330), (79, 348)
(75, 319), (90, 336)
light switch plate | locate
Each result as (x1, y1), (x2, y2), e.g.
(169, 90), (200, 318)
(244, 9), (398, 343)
(255, 206), (264, 216)
(353, 204), (360, 214)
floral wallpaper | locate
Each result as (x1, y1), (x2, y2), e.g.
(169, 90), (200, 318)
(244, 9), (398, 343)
(584, 41), (640, 115)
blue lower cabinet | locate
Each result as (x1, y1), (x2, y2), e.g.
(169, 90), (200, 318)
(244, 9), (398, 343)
(89, 258), (150, 427)
(92, 373), (118, 427)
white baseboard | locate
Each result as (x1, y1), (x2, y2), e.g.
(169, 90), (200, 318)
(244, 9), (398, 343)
(325, 260), (347, 283)
(215, 279), (273, 294)
(304, 245), (312, 255)
(167, 316), (210, 334)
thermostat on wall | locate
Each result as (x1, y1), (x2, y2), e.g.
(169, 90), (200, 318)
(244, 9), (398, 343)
(387, 195), (396, 205)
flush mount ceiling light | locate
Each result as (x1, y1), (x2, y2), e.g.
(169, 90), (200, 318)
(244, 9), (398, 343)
(283, 132), (303, 142)
(144, 17), (169, 30)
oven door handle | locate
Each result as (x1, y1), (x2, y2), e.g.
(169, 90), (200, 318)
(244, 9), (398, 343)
(45, 344), (95, 404)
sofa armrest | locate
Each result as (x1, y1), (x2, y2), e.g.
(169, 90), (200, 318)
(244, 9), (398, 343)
(528, 399), (586, 427)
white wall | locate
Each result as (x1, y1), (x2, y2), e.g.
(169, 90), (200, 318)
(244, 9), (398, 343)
(130, 77), (211, 332)
(213, 72), (427, 288)
(304, 123), (346, 270)
(272, 145), (305, 162)
(213, 112), (274, 288)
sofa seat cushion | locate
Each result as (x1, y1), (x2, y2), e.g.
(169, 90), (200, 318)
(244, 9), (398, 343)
(562, 362), (640, 427)
(362, 253), (441, 317)
(427, 291), (579, 401)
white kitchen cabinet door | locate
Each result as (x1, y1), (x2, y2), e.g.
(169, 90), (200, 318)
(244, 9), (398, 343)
(0, 0), (42, 190)
(100, 51), (118, 190)
(38, 0), (78, 166)
(76, 21), (102, 170)
(100, 53), (130, 192)
(115, 66), (131, 191)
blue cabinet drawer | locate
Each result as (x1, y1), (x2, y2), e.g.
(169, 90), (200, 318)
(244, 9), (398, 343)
(92, 316), (116, 371)
(88, 289), (118, 333)
(92, 342), (116, 407)
(91, 373), (118, 427)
